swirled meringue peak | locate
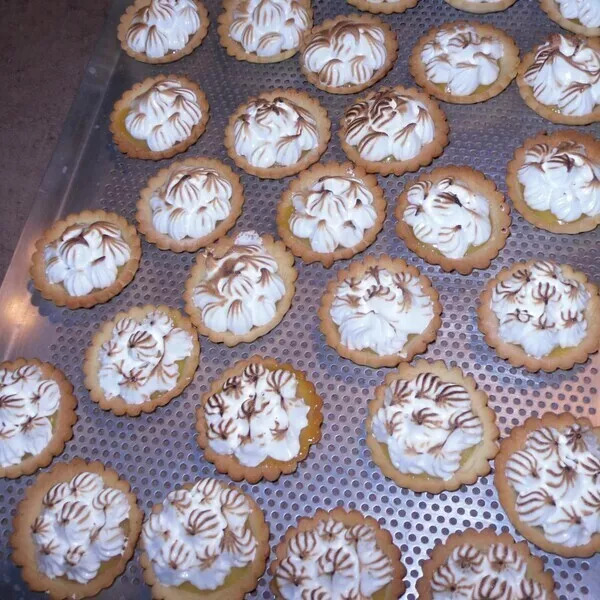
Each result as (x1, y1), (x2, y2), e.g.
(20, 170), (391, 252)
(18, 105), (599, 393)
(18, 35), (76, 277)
(142, 478), (257, 589)
(517, 140), (600, 222)
(556, 0), (600, 29)
(505, 422), (600, 547)
(490, 261), (591, 359)
(0, 365), (60, 467)
(205, 362), (309, 467)
(330, 265), (434, 356)
(431, 542), (550, 599)
(233, 96), (319, 168)
(229, 0), (310, 57)
(275, 517), (393, 599)
(372, 373), (483, 480)
(125, 77), (202, 152)
(98, 310), (194, 405)
(302, 19), (387, 88)
(421, 24), (504, 96)
(192, 231), (286, 335)
(523, 33), (600, 117)
(290, 175), (377, 253)
(151, 165), (233, 241)
(403, 176), (492, 259)
(343, 88), (435, 162)
(44, 221), (131, 297)
(33, 472), (130, 583)
(126, 0), (201, 59)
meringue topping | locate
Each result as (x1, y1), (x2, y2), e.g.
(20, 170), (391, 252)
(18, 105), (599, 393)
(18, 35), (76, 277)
(517, 140), (600, 222)
(126, 0), (201, 59)
(44, 221), (131, 297)
(142, 478), (257, 589)
(33, 472), (130, 583)
(233, 96), (319, 168)
(342, 88), (435, 162)
(505, 423), (600, 547)
(330, 265), (435, 356)
(490, 261), (590, 359)
(371, 373), (483, 480)
(275, 518), (393, 599)
(555, 0), (600, 29)
(125, 77), (202, 152)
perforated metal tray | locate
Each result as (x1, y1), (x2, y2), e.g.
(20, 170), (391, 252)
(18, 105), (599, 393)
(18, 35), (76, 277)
(1, 0), (599, 598)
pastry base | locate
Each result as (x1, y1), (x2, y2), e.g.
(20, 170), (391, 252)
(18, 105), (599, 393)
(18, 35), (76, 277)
(409, 21), (520, 104)
(0, 359), (77, 479)
(224, 88), (330, 179)
(539, 0), (600, 36)
(347, 0), (420, 14)
(83, 305), (200, 417)
(183, 234), (298, 345)
(109, 74), (210, 160)
(136, 157), (245, 252)
(442, 0), (517, 12)
(415, 527), (558, 599)
(139, 479), (270, 600)
(217, 0), (312, 63)
(30, 209), (142, 309)
(506, 130), (600, 234)
(299, 14), (398, 95)
(276, 161), (386, 268)
(477, 260), (600, 372)
(10, 458), (142, 600)
(395, 165), (511, 274)
(117, 0), (209, 64)
(270, 507), (406, 600)
(339, 86), (449, 176)
(366, 359), (499, 493)
(196, 356), (323, 483)
(494, 412), (600, 558)
(318, 255), (442, 368)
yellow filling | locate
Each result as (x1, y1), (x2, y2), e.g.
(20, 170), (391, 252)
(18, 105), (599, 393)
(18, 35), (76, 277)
(115, 107), (151, 151)
(517, 183), (580, 226)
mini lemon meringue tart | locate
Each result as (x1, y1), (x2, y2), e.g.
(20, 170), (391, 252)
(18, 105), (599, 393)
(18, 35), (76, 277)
(495, 412), (600, 558)
(118, 0), (209, 64)
(442, 0), (517, 13)
(30, 210), (141, 309)
(540, 0), (600, 37)
(139, 477), (269, 600)
(416, 528), (558, 599)
(11, 458), (142, 599)
(270, 507), (406, 600)
(110, 74), (210, 160)
(346, 0), (420, 14)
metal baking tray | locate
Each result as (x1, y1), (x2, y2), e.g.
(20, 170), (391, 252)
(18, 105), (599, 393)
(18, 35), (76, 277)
(1, 0), (598, 598)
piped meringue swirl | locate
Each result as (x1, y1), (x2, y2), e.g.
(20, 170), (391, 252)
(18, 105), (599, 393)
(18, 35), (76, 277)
(556, 0), (600, 29)
(504, 422), (600, 548)
(33, 472), (130, 584)
(44, 221), (131, 297)
(490, 261), (590, 359)
(142, 478), (257, 589)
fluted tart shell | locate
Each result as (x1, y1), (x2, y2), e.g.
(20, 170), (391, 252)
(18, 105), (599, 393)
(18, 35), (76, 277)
(347, 0), (420, 14)
(442, 0), (517, 13)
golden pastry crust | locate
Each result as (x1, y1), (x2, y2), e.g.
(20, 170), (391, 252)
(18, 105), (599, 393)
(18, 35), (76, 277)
(139, 479), (270, 600)
(136, 157), (245, 252)
(415, 527), (558, 599)
(299, 13), (398, 95)
(339, 86), (449, 177)
(539, 0), (600, 36)
(318, 255), (442, 368)
(409, 21), (520, 104)
(0, 359), (77, 479)
(224, 88), (330, 179)
(10, 458), (142, 600)
(196, 356), (323, 483)
(30, 210), (141, 309)
(494, 412), (600, 558)
(477, 260), (600, 372)
(506, 129), (600, 234)
(109, 74), (210, 160)
(117, 0), (210, 64)
(217, 0), (313, 63)
(276, 161), (386, 268)
(395, 165), (511, 275)
(442, 0), (517, 13)
(270, 507), (407, 600)
(366, 359), (499, 493)
(183, 233), (297, 345)
(347, 0), (420, 14)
